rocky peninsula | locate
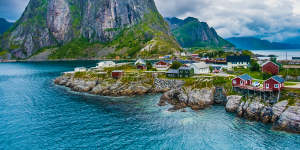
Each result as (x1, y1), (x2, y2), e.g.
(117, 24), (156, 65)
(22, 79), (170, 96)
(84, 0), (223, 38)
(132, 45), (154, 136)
(54, 70), (300, 134)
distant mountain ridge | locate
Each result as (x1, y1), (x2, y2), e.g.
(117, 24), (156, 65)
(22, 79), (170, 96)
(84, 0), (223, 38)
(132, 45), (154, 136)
(165, 17), (234, 49)
(227, 37), (300, 50)
(0, 18), (13, 35)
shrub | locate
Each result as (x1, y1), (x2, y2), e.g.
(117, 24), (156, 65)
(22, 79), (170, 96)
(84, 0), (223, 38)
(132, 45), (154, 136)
(170, 61), (182, 69)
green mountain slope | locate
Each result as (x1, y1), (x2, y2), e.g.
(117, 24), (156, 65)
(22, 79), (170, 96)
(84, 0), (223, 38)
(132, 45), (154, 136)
(165, 17), (234, 49)
(0, 0), (181, 60)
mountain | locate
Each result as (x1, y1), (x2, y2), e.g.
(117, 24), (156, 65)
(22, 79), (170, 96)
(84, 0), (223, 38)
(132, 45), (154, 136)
(227, 37), (300, 50)
(165, 17), (234, 49)
(0, 18), (13, 35)
(0, 0), (180, 60)
(284, 36), (300, 45)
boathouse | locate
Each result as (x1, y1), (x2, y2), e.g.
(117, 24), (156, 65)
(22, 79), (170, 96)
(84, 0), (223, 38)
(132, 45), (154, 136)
(179, 66), (194, 78)
(112, 70), (124, 79)
(262, 61), (280, 75)
(264, 76), (285, 91)
(232, 74), (253, 87)
(166, 69), (179, 78)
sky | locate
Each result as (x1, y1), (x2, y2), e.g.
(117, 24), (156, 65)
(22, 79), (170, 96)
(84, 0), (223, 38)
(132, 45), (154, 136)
(1, 0), (300, 42)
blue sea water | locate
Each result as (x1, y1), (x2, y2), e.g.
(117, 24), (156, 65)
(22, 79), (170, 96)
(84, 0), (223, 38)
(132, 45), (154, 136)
(0, 61), (300, 150)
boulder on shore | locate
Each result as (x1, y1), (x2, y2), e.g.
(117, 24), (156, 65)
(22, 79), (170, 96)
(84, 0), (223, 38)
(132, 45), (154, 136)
(271, 100), (288, 122)
(274, 105), (300, 133)
(225, 95), (242, 112)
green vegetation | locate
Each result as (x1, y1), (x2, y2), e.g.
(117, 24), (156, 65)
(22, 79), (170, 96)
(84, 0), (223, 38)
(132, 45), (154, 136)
(170, 61), (182, 69)
(107, 11), (181, 58)
(280, 68), (300, 77)
(69, 2), (82, 37)
(250, 59), (260, 71)
(49, 38), (104, 59)
(279, 89), (300, 106)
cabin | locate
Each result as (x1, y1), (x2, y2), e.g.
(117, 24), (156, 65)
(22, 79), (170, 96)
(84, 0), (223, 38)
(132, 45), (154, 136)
(262, 61), (280, 75)
(154, 61), (170, 71)
(189, 62), (210, 74)
(97, 61), (116, 69)
(74, 67), (87, 72)
(264, 76), (285, 91)
(166, 69), (179, 78)
(179, 66), (194, 78)
(137, 64), (147, 70)
(232, 74), (253, 87)
(112, 70), (124, 79)
(227, 55), (250, 70)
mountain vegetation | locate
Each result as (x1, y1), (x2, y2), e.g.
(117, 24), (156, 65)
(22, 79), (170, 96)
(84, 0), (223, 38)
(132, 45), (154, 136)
(0, 0), (181, 60)
(165, 17), (234, 49)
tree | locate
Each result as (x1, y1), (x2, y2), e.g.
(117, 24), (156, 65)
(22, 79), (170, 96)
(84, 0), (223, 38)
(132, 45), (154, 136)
(250, 60), (260, 71)
(146, 61), (152, 70)
(170, 61), (182, 69)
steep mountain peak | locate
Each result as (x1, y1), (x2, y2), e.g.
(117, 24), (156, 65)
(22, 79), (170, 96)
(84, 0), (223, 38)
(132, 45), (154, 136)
(0, 0), (180, 59)
(183, 17), (199, 23)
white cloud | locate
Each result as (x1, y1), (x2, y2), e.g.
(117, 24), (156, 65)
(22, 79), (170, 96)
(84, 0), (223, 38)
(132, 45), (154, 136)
(155, 0), (300, 42)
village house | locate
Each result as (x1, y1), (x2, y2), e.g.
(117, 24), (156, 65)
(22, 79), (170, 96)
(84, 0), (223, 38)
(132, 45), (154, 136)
(135, 59), (147, 70)
(111, 70), (124, 79)
(97, 61), (116, 69)
(154, 60), (170, 71)
(74, 67), (87, 72)
(262, 61), (280, 75)
(166, 69), (179, 78)
(232, 74), (253, 87)
(264, 76), (285, 91)
(189, 62), (210, 74)
(227, 55), (250, 70)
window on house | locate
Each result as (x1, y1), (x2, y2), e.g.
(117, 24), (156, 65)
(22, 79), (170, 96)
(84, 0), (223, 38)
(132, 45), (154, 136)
(233, 80), (237, 84)
(274, 84), (279, 88)
(240, 81), (244, 85)
(266, 83), (269, 88)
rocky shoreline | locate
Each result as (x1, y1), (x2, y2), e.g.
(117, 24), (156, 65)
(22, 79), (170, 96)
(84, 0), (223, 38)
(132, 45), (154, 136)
(54, 75), (184, 97)
(55, 74), (300, 134)
(225, 96), (300, 133)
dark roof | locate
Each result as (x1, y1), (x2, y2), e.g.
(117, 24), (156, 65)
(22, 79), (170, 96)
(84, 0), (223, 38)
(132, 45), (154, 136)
(179, 66), (193, 70)
(238, 74), (253, 81)
(271, 76), (285, 83)
(226, 55), (250, 62)
(167, 69), (179, 74)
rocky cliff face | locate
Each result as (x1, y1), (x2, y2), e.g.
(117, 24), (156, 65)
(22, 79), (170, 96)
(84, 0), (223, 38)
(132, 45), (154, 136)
(165, 17), (234, 48)
(0, 0), (180, 59)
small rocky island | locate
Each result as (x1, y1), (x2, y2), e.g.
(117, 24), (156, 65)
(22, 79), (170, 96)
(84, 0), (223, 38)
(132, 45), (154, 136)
(54, 61), (300, 134)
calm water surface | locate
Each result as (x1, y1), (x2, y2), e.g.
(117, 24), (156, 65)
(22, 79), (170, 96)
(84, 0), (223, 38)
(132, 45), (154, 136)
(0, 61), (300, 150)
(251, 49), (300, 60)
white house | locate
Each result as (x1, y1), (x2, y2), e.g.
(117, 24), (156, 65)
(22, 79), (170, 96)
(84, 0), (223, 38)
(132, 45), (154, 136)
(134, 58), (146, 65)
(74, 67), (87, 72)
(189, 62), (210, 74)
(97, 61), (116, 69)
(226, 55), (250, 70)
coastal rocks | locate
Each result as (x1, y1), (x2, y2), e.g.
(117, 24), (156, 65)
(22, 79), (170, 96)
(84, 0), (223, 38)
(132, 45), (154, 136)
(271, 100), (288, 122)
(260, 106), (273, 123)
(153, 78), (184, 93)
(274, 105), (300, 133)
(225, 95), (242, 112)
(158, 88), (214, 111)
(244, 101), (265, 121)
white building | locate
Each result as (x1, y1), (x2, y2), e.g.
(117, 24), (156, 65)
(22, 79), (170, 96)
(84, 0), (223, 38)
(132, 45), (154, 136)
(189, 62), (210, 74)
(97, 61), (116, 69)
(134, 58), (146, 65)
(226, 55), (250, 70)
(74, 67), (87, 72)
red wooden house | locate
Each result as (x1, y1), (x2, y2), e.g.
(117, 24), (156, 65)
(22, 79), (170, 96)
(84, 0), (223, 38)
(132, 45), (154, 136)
(112, 70), (124, 79)
(264, 76), (285, 91)
(232, 74), (253, 87)
(262, 61), (280, 75)
(154, 61), (170, 71)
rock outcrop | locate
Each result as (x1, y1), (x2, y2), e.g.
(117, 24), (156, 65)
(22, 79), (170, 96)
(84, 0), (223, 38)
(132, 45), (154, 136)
(55, 74), (183, 97)
(159, 88), (214, 111)
(274, 105), (300, 133)
(225, 95), (242, 112)
(0, 0), (180, 59)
